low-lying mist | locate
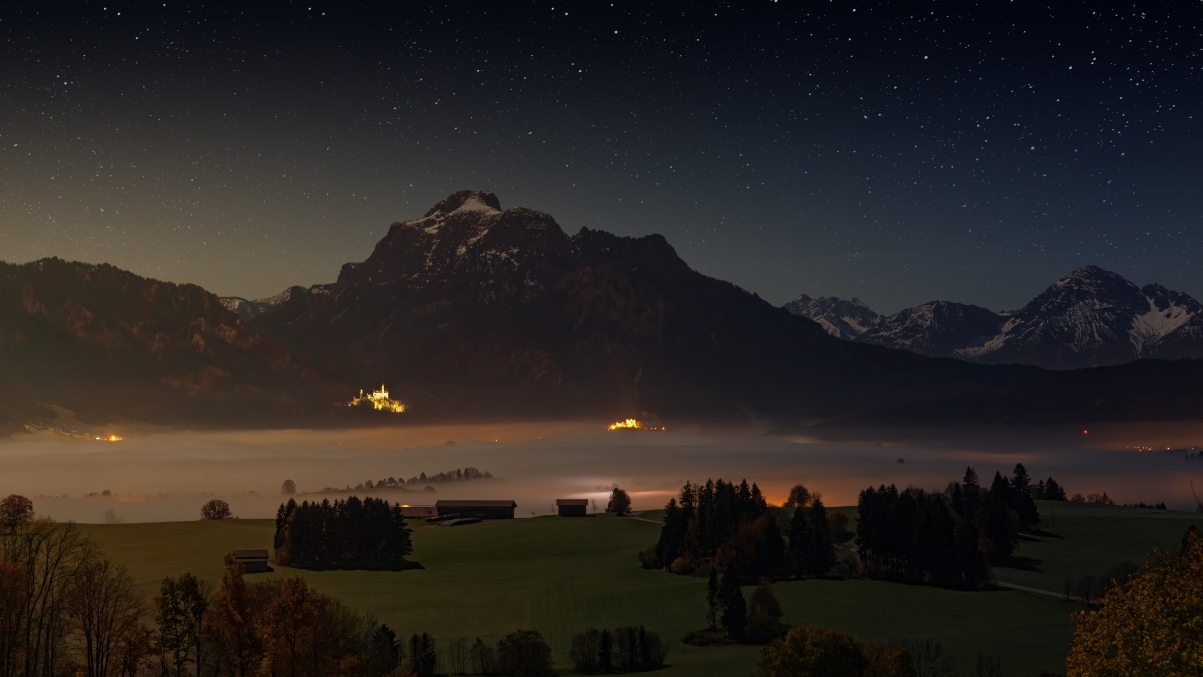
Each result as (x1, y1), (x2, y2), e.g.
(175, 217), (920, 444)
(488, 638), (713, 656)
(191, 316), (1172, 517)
(3, 420), (1202, 523)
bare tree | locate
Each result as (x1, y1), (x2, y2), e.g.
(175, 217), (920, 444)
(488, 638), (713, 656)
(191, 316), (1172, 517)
(446, 638), (469, 675)
(68, 556), (145, 677)
(0, 517), (92, 677)
(900, 638), (959, 677)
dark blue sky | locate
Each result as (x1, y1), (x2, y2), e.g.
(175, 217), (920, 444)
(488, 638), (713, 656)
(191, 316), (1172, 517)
(2, 1), (1199, 313)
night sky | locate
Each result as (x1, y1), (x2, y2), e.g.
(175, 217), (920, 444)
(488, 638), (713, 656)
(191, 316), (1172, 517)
(2, 1), (1199, 314)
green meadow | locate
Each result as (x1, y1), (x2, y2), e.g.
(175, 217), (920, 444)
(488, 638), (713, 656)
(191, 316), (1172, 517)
(79, 503), (1202, 676)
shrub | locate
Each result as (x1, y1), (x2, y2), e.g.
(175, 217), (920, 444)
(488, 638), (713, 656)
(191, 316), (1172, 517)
(495, 629), (554, 676)
(637, 546), (658, 569)
(863, 643), (917, 677)
(615, 626), (667, 671)
(746, 585), (786, 644)
(200, 499), (232, 520)
(756, 625), (868, 677)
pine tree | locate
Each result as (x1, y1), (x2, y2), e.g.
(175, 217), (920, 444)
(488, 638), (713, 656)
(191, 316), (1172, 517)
(809, 498), (834, 576)
(788, 503), (814, 579)
(719, 567), (747, 639)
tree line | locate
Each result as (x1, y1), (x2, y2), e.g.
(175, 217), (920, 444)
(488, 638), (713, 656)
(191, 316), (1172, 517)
(644, 478), (843, 586)
(568, 626), (667, 674)
(856, 464), (1045, 589)
(274, 497), (414, 570)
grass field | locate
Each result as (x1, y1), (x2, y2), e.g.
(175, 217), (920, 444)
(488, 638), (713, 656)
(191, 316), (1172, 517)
(84, 512), (1091, 676)
(994, 500), (1203, 594)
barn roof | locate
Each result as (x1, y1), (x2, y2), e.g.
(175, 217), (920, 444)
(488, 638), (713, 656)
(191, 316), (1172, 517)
(232, 550), (269, 560)
(556, 499), (589, 506)
(435, 500), (517, 508)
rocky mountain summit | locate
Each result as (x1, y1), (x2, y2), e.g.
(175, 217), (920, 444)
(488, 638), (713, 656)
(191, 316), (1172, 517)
(785, 265), (1203, 369)
(781, 295), (880, 341)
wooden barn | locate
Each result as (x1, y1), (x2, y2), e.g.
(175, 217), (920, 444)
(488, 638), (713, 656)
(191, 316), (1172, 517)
(556, 499), (589, 517)
(231, 549), (271, 573)
(400, 505), (437, 518)
(435, 499), (517, 520)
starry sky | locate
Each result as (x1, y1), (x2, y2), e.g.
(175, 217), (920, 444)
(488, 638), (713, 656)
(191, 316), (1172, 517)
(2, 1), (1199, 314)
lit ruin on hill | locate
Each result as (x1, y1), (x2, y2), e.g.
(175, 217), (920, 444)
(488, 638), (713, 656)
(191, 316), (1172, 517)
(608, 419), (641, 430)
(348, 384), (406, 413)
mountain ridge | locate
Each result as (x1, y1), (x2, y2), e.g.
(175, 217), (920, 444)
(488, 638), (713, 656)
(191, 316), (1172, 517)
(785, 265), (1203, 369)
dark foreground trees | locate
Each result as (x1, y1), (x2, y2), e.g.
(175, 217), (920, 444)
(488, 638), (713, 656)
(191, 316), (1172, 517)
(274, 496), (414, 569)
(606, 487), (632, 516)
(651, 478), (796, 583)
(856, 464), (1045, 589)
(570, 626), (667, 673)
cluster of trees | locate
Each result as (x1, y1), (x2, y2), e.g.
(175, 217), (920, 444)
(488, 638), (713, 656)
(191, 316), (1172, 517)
(696, 579), (787, 645)
(1066, 528), (1203, 675)
(857, 465), (1043, 589)
(274, 497), (413, 570)
(349, 468), (494, 491)
(441, 631), (556, 676)
(1034, 477), (1067, 500)
(0, 495), (148, 677)
(152, 566), (456, 677)
(646, 479), (844, 586)
(569, 626), (667, 674)
(1070, 492), (1114, 505)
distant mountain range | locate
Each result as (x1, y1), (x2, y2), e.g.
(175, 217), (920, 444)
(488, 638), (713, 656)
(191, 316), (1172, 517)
(785, 266), (1203, 370)
(3, 190), (1203, 428)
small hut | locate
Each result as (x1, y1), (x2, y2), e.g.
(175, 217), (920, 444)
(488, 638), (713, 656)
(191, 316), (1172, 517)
(231, 550), (270, 573)
(556, 499), (589, 517)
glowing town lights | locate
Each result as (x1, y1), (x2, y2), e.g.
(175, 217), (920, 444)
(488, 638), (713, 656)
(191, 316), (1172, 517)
(95, 434), (123, 442)
(608, 419), (642, 430)
(348, 384), (406, 413)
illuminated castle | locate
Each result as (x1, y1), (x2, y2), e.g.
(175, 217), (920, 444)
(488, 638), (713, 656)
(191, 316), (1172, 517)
(349, 384), (406, 413)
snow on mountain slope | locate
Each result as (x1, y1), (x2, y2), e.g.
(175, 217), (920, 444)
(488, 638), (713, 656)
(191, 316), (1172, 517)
(782, 295), (880, 340)
(860, 301), (1007, 359)
(846, 266), (1203, 369)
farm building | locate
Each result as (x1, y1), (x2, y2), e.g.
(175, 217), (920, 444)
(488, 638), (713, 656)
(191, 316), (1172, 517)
(556, 499), (589, 517)
(400, 505), (437, 518)
(435, 499), (517, 520)
(231, 550), (271, 573)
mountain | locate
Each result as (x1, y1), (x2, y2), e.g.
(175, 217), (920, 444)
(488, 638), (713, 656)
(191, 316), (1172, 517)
(859, 301), (1008, 359)
(782, 295), (880, 340)
(790, 266), (1203, 370)
(244, 190), (1033, 421)
(0, 258), (316, 426)
(953, 266), (1203, 369)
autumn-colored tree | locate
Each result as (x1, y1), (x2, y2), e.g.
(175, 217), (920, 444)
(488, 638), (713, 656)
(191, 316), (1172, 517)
(756, 625), (867, 677)
(205, 562), (256, 677)
(1066, 529), (1203, 676)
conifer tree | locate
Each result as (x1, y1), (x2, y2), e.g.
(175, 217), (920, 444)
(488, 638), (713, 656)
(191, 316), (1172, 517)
(706, 568), (719, 630)
(809, 499), (834, 576)
(788, 502), (814, 579)
(718, 568), (747, 639)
